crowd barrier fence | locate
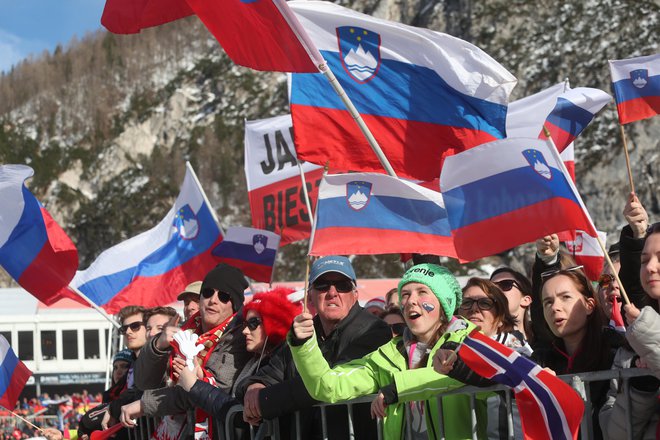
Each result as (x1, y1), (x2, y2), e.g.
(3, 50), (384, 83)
(123, 368), (650, 440)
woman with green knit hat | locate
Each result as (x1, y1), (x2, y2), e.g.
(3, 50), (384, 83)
(288, 263), (488, 439)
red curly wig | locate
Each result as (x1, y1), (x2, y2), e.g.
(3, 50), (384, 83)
(243, 287), (302, 347)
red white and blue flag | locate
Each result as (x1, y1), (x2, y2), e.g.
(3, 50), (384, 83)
(458, 329), (584, 440)
(609, 53), (660, 124)
(0, 165), (81, 306)
(289, 1), (517, 182)
(102, 0), (320, 73)
(212, 226), (280, 283)
(0, 335), (32, 409)
(309, 173), (457, 257)
(71, 166), (223, 314)
(609, 295), (626, 334)
(244, 115), (324, 245)
(440, 138), (597, 262)
(565, 230), (607, 281)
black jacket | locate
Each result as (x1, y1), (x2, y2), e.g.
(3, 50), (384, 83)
(236, 303), (392, 440)
(619, 225), (651, 312)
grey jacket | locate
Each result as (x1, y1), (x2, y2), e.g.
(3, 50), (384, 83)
(137, 315), (251, 417)
(627, 306), (660, 379)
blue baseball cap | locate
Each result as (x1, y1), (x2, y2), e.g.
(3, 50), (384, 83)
(309, 256), (356, 284)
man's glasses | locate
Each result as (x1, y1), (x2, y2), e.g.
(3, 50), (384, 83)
(244, 317), (262, 331)
(458, 298), (495, 311)
(119, 321), (145, 335)
(389, 323), (406, 336)
(540, 265), (584, 281)
(200, 288), (232, 303)
(597, 273), (615, 290)
(493, 279), (520, 292)
(311, 279), (354, 293)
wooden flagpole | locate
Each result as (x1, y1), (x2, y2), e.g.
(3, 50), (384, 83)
(1, 407), (44, 433)
(542, 126), (631, 305)
(297, 160), (315, 230)
(618, 125), (636, 193)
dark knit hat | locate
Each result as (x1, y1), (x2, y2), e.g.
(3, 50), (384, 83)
(112, 349), (133, 365)
(201, 263), (249, 312)
(243, 287), (302, 346)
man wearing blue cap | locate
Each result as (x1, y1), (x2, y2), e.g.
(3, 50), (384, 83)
(237, 256), (391, 439)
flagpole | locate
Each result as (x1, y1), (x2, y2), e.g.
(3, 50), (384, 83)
(185, 161), (225, 236)
(302, 256), (311, 314)
(542, 127), (631, 305)
(274, 0), (398, 178)
(297, 160), (315, 230)
(618, 125), (636, 193)
(1, 407), (44, 433)
(67, 284), (120, 329)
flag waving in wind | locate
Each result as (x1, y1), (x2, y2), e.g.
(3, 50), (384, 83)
(212, 227), (280, 283)
(609, 53), (660, 124)
(102, 0), (320, 73)
(289, 1), (517, 181)
(458, 329), (584, 440)
(71, 166), (223, 314)
(0, 335), (32, 409)
(0, 165), (81, 306)
(565, 230), (607, 281)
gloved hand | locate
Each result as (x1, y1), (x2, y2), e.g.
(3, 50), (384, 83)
(172, 330), (204, 371)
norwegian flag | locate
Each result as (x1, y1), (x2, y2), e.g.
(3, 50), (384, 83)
(458, 329), (584, 440)
(609, 296), (626, 333)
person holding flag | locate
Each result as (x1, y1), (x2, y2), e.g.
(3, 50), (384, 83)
(288, 263), (494, 439)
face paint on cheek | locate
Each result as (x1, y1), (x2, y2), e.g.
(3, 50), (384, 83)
(421, 302), (435, 313)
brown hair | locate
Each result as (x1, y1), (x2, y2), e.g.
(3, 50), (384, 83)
(490, 267), (534, 341)
(462, 278), (517, 333)
(540, 269), (609, 372)
(143, 306), (179, 323)
(117, 306), (146, 325)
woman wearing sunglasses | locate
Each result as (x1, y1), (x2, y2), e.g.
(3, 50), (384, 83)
(600, 221), (660, 440)
(288, 264), (493, 439)
(175, 287), (301, 418)
(489, 268), (535, 343)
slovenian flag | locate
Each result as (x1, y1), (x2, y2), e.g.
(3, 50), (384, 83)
(609, 53), (660, 124)
(289, 1), (517, 182)
(0, 165), (81, 306)
(71, 165), (223, 314)
(0, 335), (32, 409)
(212, 226), (280, 283)
(458, 329), (583, 440)
(309, 173), (456, 258)
(440, 138), (597, 262)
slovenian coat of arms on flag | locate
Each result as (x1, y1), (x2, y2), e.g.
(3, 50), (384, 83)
(522, 149), (552, 180)
(346, 181), (372, 211)
(337, 26), (381, 83)
(173, 204), (200, 240)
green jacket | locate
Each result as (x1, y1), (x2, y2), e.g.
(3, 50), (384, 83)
(288, 317), (486, 439)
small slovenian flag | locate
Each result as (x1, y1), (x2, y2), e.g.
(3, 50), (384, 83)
(609, 53), (660, 124)
(0, 335), (32, 409)
(212, 227), (280, 283)
(458, 329), (584, 440)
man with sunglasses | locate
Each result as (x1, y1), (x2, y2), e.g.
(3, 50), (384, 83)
(122, 264), (252, 440)
(237, 256), (391, 439)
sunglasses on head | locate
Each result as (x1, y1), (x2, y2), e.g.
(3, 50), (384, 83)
(540, 265), (584, 281)
(244, 317), (262, 331)
(200, 288), (232, 303)
(597, 273), (615, 289)
(493, 279), (520, 292)
(389, 323), (406, 336)
(459, 298), (495, 311)
(311, 279), (354, 293)
(119, 321), (145, 335)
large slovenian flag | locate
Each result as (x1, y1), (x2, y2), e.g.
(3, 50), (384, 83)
(289, 1), (517, 182)
(0, 335), (32, 409)
(102, 0), (320, 73)
(440, 138), (597, 262)
(309, 173), (456, 257)
(458, 329), (583, 440)
(212, 227), (280, 283)
(565, 230), (607, 281)
(71, 166), (223, 314)
(0, 165), (81, 306)
(609, 53), (660, 124)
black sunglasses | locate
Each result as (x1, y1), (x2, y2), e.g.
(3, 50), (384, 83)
(311, 279), (354, 293)
(119, 321), (145, 335)
(244, 317), (263, 331)
(459, 298), (495, 311)
(389, 323), (406, 336)
(493, 279), (520, 292)
(200, 288), (232, 303)
(540, 265), (584, 281)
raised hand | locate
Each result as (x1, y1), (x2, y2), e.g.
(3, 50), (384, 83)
(292, 313), (315, 340)
(173, 330), (204, 371)
(155, 315), (181, 351)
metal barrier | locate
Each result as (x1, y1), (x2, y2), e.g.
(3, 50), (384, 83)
(114, 368), (652, 440)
